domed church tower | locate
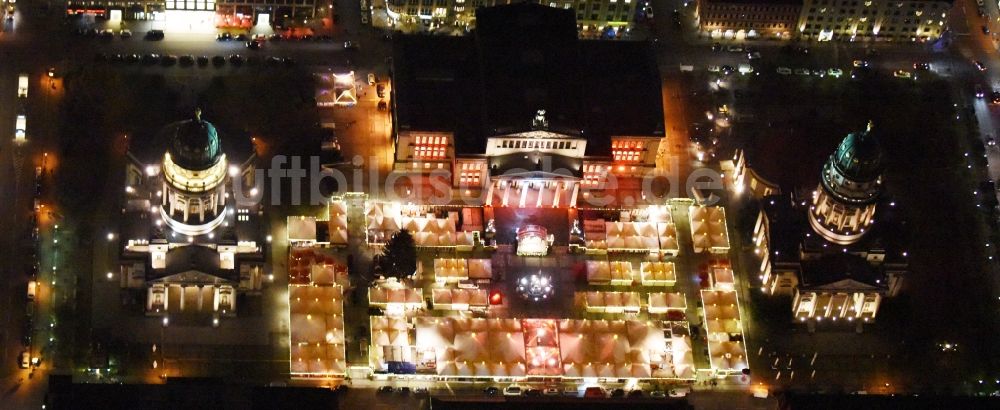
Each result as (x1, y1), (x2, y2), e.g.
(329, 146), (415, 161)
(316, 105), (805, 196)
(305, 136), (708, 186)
(159, 109), (231, 236)
(807, 121), (883, 245)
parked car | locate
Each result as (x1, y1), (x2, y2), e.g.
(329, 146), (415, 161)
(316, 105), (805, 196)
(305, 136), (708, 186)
(525, 389), (542, 397)
(707, 65), (720, 73)
(120, 29), (132, 38)
(976, 60), (987, 71)
(368, 72), (377, 85)
(413, 387), (429, 395)
(913, 62), (930, 70)
(160, 55), (178, 66)
(397, 387), (410, 395)
(235, 33), (250, 41)
(18, 351), (30, 369)
(344, 40), (359, 50)
(747, 51), (761, 60)
(609, 388), (626, 398)
(991, 91), (1000, 104)
(727, 45), (743, 53)
(126, 54), (140, 64)
(229, 54), (244, 65)
(212, 55), (226, 67)
(484, 386), (500, 396)
(852, 59), (869, 68)
(827, 68), (843, 77)
(983, 25), (990, 35)
(893, 70), (912, 79)
(18, 74), (28, 97)
(627, 389), (643, 397)
(669, 387), (691, 397)
(377, 386), (394, 394)
(245, 40), (262, 50)
(145, 29), (164, 40)
(650, 390), (667, 398)
(776, 67), (792, 75)
(217, 32), (233, 41)
(794, 68), (811, 76)
(377, 84), (385, 98)
(197, 56), (209, 66)
(976, 84), (986, 98)
(543, 387), (560, 396)
(583, 386), (606, 398)
(503, 385), (523, 396)
(179, 55), (195, 65)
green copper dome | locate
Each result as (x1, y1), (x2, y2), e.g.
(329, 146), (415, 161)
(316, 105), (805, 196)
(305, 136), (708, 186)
(831, 121), (882, 182)
(167, 109), (222, 171)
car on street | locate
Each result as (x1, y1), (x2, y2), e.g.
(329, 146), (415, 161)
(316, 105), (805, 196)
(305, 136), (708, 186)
(377, 84), (385, 98)
(484, 386), (500, 396)
(977, 84), (986, 98)
(711, 42), (722, 51)
(747, 51), (761, 60)
(525, 389), (541, 397)
(893, 70), (912, 79)
(145, 29), (164, 40)
(983, 25), (990, 35)
(727, 45), (743, 53)
(738, 64), (754, 75)
(120, 29), (132, 38)
(503, 386), (523, 396)
(812, 69), (826, 77)
(15, 114), (26, 140)
(99, 29), (114, 40)
(212, 55), (226, 67)
(19, 351), (29, 369)
(827, 68), (843, 77)
(413, 387), (429, 395)
(377, 386), (393, 394)
(707, 65), (720, 73)
(18, 73), (28, 97)
(669, 387), (691, 397)
(852, 59), (870, 68)
(976, 60), (987, 71)
(543, 387), (560, 396)
(720, 65), (735, 75)
(245, 40), (262, 50)
(609, 388), (626, 398)
(229, 54), (244, 65)
(583, 386), (606, 398)
(197, 56), (209, 66)
(126, 54), (140, 64)
(361, 14), (369, 24)
(776, 67), (792, 75)
(235, 33), (250, 41)
(161, 55), (178, 66)
(991, 91), (1000, 104)
(397, 387), (410, 395)
(650, 390), (666, 398)
(627, 389), (643, 397)
(27, 280), (37, 300)
(794, 68), (811, 76)
(344, 40), (359, 50)
(179, 55), (195, 66)
(913, 62), (930, 71)
(217, 32), (232, 41)
(368, 73), (377, 85)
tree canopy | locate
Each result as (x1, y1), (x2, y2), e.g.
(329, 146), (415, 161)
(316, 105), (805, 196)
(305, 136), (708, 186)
(376, 229), (417, 279)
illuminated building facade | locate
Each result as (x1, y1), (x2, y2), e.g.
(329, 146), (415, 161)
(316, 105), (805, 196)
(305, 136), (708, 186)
(807, 122), (881, 246)
(796, 0), (951, 42)
(64, 0), (319, 25)
(385, 0), (637, 38)
(732, 123), (905, 324)
(696, 0), (802, 40)
(696, 0), (951, 42)
(118, 110), (265, 319)
(392, 3), (664, 205)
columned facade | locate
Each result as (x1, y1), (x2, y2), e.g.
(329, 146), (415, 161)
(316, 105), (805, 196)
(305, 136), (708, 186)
(808, 122), (882, 245)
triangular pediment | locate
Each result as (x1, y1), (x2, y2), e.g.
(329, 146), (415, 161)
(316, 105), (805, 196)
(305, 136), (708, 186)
(807, 278), (880, 292)
(499, 130), (579, 140)
(153, 269), (230, 284)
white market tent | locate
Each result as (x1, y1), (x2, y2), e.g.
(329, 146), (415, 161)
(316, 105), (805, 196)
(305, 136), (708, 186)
(434, 258), (469, 283)
(586, 260), (612, 285)
(468, 259), (492, 280)
(289, 284), (346, 376)
(368, 280), (424, 311)
(431, 288), (489, 311)
(328, 199), (349, 246)
(700, 289), (747, 374)
(689, 205), (731, 254)
(582, 291), (641, 314)
(606, 222), (660, 253)
(609, 261), (635, 285)
(648, 292), (687, 314)
(640, 261), (676, 286)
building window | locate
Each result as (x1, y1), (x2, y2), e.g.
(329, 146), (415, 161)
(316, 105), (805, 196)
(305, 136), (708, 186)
(582, 164), (606, 186)
(611, 140), (644, 163)
(413, 135), (447, 160)
(459, 162), (484, 187)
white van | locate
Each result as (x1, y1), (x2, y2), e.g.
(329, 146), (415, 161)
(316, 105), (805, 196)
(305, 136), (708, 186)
(18, 74), (28, 98)
(15, 114), (26, 141)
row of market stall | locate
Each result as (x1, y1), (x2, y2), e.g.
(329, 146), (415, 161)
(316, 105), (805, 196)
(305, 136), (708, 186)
(368, 317), (696, 380)
(581, 291), (687, 315)
(289, 284), (347, 377)
(366, 202), (478, 248)
(585, 260), (677, 286)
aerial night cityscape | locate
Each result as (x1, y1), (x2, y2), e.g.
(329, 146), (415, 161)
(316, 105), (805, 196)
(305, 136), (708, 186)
(4, 0), (1000, 408)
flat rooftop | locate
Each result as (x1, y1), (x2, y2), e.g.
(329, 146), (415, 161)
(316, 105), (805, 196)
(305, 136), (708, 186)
(392, 3), (664, 158)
